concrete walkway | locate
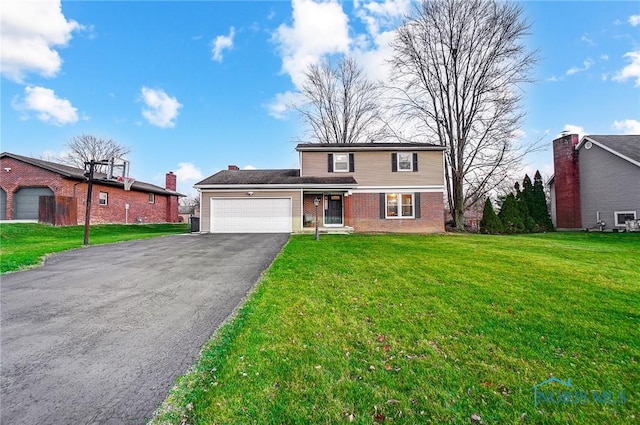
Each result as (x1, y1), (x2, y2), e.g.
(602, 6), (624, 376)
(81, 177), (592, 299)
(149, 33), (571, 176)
(0, 233), (289, 424)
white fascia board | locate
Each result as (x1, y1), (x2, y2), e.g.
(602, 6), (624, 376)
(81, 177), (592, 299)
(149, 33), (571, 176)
(577, 136), (640, 167)
(353, 185), (445, 193)
(296, 145), (446, 152)
(196, 184), (357, 191)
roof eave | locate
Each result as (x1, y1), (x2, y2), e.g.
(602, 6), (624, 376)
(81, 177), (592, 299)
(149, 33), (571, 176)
(195, 183), (358, 190)
(577, 136), (640, 168)
(295, 144), (445, 152)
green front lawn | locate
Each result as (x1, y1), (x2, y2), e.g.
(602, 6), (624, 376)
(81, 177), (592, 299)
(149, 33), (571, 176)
(152, 232), (639, 424)
(0, 223), (189, 273)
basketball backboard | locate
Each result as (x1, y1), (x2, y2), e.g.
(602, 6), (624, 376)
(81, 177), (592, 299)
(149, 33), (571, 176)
(107, 157), (130, 180)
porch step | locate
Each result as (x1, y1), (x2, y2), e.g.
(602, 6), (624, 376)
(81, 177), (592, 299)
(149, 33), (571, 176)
(301, 226), (354, 235)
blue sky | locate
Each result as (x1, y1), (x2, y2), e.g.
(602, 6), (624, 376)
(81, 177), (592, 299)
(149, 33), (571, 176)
(1, 0), (639, 196)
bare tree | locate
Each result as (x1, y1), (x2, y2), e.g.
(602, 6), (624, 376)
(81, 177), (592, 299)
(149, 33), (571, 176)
(179, 193), (200, 209)
(389, 0), (538, 230)
(295, 56), (390, 144)
(59, 134), (130, 173)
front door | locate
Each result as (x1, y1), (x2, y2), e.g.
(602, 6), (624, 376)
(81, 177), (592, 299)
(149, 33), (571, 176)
(325, 194), (343, 226)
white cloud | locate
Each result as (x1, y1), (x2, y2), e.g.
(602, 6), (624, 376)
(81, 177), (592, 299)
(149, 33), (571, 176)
(629, 15), (640, 26)
(140, 87), (182, 128)
(243, 165), (257, 170)
(580, 34), (594, 46)
(175, 162), (204, 182)
(566, 58), (594, 75)
(272, 0), (350, 88)
(600, 54), (609, 61)
(559, 124), (586, 140)
(356, 0), (410, 38)
(12, 85), (78, 126)
(1, 0), (82, 82)
(613, 119), (640, 134)
(613, 51), (640, 87)
(212, 27), (235, 62)
(265, 90), (304, 119)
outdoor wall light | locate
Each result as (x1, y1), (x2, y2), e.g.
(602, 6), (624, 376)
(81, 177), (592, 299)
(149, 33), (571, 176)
(247, 191), (254, 196)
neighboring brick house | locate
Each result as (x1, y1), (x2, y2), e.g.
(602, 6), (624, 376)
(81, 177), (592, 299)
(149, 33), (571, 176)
(0, 152), (182, 224)
(549, 134), (640, 230)
(195, 143), (446, 233)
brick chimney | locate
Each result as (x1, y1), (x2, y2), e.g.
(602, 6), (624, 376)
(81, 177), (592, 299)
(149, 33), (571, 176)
(165, 171), (177, 191)
(552, 133), (581, 229)
(228, 165), (239, 170)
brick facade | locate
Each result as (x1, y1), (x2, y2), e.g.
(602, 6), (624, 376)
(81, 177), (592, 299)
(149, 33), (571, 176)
(552, 134), (582, 229)
(346, 192), (444, 233)
(301, 191), (444, 233)
(1, 156), (180, 224)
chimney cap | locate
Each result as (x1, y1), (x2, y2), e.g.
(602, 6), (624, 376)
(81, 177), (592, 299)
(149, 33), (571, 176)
(228, 165), (239, 170)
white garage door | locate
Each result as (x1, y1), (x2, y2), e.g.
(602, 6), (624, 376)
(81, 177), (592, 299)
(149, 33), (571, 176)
(210, 198), (292, 233)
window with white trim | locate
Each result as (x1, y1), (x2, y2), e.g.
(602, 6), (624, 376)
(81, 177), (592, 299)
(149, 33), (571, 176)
(386, 193), (414, 218)
(397, 152), (412, 171)
(614, 211), (636, 226)
(149, 193), (155, 204)
(99, 192), (108, 206)
(333, 154), (349, 172)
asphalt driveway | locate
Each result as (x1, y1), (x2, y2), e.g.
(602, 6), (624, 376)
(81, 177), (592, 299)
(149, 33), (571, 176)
(0, 233), (289, 424)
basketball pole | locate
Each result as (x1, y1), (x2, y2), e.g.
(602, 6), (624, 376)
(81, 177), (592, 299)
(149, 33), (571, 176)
(83, 159), (109, 246)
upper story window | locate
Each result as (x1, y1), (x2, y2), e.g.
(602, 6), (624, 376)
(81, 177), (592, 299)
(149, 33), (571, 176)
(149, 193), (155, 204)
(614, 211), (636, 227)
(328, 153), (354, 173)
(99, 192), (108, 206)
(334, 154), (349, 172)
(392, 152), (418, 172)
(397, 153), (413, 171)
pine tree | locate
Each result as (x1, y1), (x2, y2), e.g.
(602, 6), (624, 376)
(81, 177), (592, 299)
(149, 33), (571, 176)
(480, 198), (503, 234)
(531, 170), (554, 231)
(515, 178), (534, 232)
(498, 193), (525, 233)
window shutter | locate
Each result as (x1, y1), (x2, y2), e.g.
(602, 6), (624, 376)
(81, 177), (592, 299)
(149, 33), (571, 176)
(328, 154), (334, 172)
(391, 153), (397, 172)
(413, 153), (419, 172)
(349, 153), (355, 172)
(379, 193), (386, 219)
(414, 192), (421, 218)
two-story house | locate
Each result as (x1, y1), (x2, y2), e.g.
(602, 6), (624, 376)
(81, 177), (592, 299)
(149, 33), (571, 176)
(194, 143), (446, 233)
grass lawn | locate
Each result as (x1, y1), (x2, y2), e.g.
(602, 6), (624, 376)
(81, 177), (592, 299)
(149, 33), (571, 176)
(152, 232), (639, 425)
(0, 222), (189, 273)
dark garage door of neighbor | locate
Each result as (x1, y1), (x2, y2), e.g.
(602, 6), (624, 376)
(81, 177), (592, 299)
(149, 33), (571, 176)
(13, 187), (54, 220)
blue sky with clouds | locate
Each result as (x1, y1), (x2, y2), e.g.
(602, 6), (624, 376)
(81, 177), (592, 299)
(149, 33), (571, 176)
(1, 0), (638, 196)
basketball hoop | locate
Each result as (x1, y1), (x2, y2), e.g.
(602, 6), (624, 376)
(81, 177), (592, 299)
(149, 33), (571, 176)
(123, 177), (135, 191)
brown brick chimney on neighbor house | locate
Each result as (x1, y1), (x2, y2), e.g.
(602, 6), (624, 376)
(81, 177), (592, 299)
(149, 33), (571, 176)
(552, 133), (582, 229)
(165, 171), (177, 191)
(165, 171), (179, 222)
(228, 165), (239, 170)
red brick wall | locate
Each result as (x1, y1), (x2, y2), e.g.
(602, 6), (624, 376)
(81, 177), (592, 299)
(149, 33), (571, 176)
(1, 157), (179, 224)
(347, 192), (444, 233)
(552, 134), (582, 229)
(303, 194), (326, 226)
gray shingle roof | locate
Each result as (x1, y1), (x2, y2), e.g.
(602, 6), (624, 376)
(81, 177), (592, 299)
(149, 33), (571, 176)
(1, 152), (183, 196)
(195, 169), (357, 186)
(584, 135), (640, 164)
